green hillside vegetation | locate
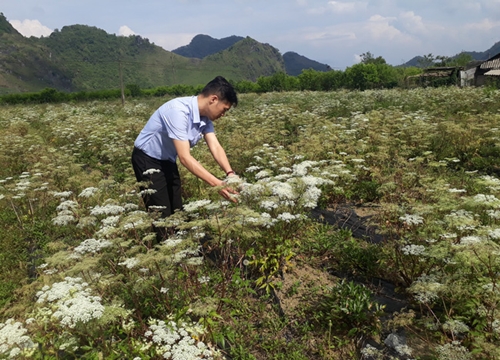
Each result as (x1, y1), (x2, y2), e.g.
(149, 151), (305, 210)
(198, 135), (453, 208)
(283, 51), (331, 76)
(202, 37), (285, 81)
(0, 14), (72, 93)
(0, 14), (288, 94)
(172, 34), (244, 59)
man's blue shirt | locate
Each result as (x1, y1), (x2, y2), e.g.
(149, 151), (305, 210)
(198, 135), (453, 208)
(134, 96), (214, 162)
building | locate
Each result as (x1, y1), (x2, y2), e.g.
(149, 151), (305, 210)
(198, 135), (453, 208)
(461, 53), (500, 87)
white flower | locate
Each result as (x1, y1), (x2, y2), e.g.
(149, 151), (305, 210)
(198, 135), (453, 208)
(139, 189), (158, 195)
(90, 204), (125, 216)
(53, 191), (73, 198)
(78, 187), (99, 198)
(255, 170), (271, 179)
(73, 238), (113, 255)
(260, 200), (278, 211)
(118, 258), (140, 269)
(0, 319), (35, 357)
(277, 212), (301, 222)
(183, 199), (211, 212)
(455, 236), (484, 247)
(402, 244), (426, 256)
(399, 214), (424, 226)
(269, 181), (296, 200)
(409, 274), (443, 304)
(143, 168), (161, 175)
(197, 276), (210, 284)
(36, 277), (105, 328)
(472, 194), (500, 207)
(245, 165), (261, 173)
(302, 186), (322, 208)
(292, 160), (318, 176)
(52, 214), (76, 226)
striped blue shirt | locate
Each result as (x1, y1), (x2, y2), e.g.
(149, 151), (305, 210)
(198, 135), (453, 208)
(134, 96), (214, 162)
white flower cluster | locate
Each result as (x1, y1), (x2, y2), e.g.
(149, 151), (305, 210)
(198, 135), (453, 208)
(143, 168), (161, 175)
(90, 203), (125, 216)
(292, 160), (318, 176)
(73, 238), (113, 255)
(145, 318), (216, 360)
(402, 244), (426, 256)
(409, 274), (443, 304)
(78, 187), (99, 198)
(52, 191), (73, 198)
(435, 341), (471, 360)
(36, 277), (105, 328)
(276, 212), (303, 223)
(442, 319), (469, 336)
(118, 257), (140, 269)
(183, 199), (212, 212)
(52, 197), (78, 226)
(471, 194), (500, 207)
(399, 213), (424, 226)
(0, 319), (35, 358)
(269, 181), (296, 200)
(455, 235), (484, 247)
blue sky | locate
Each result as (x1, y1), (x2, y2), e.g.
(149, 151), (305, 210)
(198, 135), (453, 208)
(1, 0), (499, 69)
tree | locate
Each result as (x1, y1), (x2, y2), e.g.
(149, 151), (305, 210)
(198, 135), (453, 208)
(418, 53), (435, 68)
(360, 52), (387, 65)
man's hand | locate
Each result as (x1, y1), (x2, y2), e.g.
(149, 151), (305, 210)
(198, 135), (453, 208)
(218, 179), (239, 203)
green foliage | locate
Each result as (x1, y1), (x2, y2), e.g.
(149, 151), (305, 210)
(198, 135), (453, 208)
(1, 88), (500, 358)
(314, 280), (384, 337)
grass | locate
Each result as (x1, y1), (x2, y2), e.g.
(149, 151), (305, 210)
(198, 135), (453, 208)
(1, 87), (500, 359)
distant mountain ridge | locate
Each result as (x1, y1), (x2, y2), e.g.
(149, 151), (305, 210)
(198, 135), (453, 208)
(0, 12), (330, 94)
(172, 34), (244, 59)
(172, 34), (332, 76)
(402, 41), (500, 67)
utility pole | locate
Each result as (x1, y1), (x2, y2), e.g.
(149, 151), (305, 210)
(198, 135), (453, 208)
(119, 61), (125, 106)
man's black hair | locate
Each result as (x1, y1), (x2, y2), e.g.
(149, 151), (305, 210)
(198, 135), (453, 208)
(201, 76), (238, 106)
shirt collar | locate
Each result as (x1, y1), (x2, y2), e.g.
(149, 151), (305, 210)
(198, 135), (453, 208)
(191, 95), (210, 127)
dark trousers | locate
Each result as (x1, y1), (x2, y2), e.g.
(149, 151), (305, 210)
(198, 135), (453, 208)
(131, 147), (182, 241)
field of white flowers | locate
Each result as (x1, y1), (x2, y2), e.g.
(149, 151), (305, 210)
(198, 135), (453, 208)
(1, 87), (500, 359)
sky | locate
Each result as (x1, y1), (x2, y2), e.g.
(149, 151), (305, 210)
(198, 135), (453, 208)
(1, 0), (500, 69)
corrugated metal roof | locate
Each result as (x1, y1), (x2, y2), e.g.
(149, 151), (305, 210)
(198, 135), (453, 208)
(480, 58), (500, 69)
(485, 69), (500, 76)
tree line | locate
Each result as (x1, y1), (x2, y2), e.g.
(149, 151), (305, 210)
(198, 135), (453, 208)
(0, 52), (482, 105)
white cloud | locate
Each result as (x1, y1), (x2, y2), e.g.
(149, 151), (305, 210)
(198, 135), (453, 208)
(146, 33), (197, 51)
(398, 11), (429, 35)
(307, 1), (367, 15)
(118, 25), (136, 37)
(9, 19), (52, 37)
(327, 1), (367, 13)
(365, 15), (404, 40)
(353, 54), (362, 63)
(464, 18), (500, 31)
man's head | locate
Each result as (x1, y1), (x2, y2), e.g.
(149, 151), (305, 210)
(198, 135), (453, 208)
(199, 76), (238, 120)
(200, 76), (238, 107)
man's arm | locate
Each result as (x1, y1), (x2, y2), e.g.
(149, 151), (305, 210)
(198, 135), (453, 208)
(173, 138), (238, 201)
(204, 132), (234, 175)
(173, 139), (222, 186)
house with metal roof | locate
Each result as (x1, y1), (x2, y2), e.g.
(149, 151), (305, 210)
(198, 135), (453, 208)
(461, 53), (500, 86)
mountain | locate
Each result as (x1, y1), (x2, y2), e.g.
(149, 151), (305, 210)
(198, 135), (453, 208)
(172, 34), (332, 76)
(172, 34), (244, 59)
(402, 41), (500, 67)
(464, 41), (500, 61)
(283, 52), (331, 76)
(0, 13), (73, 93)
(0, 14), (287, 94)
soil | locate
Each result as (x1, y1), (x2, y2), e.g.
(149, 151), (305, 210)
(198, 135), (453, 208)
(267, 204), (413, 359)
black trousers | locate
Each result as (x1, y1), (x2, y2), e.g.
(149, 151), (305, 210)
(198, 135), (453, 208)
(131, 147), (182, 241)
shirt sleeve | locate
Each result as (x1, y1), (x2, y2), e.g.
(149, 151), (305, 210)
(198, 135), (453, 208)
(162, 106), (189, 141)
(203, 119), (215, 134)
